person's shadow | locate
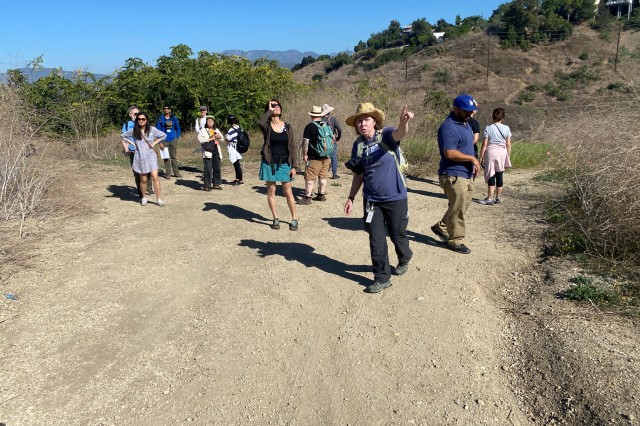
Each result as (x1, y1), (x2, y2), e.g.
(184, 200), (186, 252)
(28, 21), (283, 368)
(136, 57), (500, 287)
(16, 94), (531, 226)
(407, 187), (447, 199)
(239, 239), (371, 287)
(323, 216), (362, 231)
(407, 175), (439, 186)
(174, 178), (202, 191)
(106, 184), (139, 202)
(203, 203), (271, 226)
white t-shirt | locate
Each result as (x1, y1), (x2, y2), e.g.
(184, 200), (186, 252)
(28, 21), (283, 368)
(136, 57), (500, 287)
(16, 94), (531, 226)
(483, 123), (511, 146)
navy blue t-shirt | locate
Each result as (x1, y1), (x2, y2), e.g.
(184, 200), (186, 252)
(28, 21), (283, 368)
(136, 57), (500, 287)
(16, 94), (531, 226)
(437, 113), (475, 178)
(351, 126), (406, 202)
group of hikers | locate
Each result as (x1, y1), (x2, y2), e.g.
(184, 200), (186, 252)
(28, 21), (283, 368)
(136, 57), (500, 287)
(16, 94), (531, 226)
(119, 94), (512, 293)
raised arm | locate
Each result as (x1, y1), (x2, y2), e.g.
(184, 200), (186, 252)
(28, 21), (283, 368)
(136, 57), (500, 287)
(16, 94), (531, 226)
(391, 105), (414, 142)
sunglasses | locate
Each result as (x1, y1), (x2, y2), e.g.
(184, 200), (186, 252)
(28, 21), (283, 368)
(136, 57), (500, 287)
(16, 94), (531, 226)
(137, 118), (147, 122)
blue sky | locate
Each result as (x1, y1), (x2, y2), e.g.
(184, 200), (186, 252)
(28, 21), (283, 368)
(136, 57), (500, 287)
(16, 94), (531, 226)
(1, 0), (505, 75)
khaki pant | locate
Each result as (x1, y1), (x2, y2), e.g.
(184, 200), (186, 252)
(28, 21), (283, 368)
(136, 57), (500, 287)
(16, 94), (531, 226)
(436, 175), (473, 245)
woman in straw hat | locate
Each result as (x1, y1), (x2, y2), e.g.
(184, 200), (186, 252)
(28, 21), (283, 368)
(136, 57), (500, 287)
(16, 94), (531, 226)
(343, 103), (415, 294)
(258, 99), (300, 231)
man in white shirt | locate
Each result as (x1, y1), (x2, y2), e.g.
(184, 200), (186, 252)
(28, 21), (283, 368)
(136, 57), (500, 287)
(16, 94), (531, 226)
(195, 105), (208, 132)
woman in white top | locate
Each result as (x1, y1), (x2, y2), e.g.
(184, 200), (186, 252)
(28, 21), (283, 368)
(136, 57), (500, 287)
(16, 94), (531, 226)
(225, 114), (244, 185)
(197, 116), (224, 191)
(478, 108), (512, 205)
(120, 111), (167, 206)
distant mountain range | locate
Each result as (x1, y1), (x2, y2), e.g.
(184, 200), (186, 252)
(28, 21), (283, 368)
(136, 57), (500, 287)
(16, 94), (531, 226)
(0, 67), (109, 84)
(0, 50), (331, 83)
(221, 49), (322, 69)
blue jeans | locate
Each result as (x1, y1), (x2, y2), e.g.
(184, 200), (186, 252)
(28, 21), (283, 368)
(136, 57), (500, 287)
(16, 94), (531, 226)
(330, 142), (338, 176)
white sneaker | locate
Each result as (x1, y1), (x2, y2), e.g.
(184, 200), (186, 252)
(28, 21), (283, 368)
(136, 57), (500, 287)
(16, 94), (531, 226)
(157, 199), (165, 207)
(477, 198), (494, 205)
(141, 198), (148, 206)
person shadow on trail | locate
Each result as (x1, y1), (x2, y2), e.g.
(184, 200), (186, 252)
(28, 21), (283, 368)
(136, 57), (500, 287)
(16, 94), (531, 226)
(204, 202), (271, 226)
(105, 184), (139, 202)
(323, 217), (442, 248)
(239, 239), (371, 287)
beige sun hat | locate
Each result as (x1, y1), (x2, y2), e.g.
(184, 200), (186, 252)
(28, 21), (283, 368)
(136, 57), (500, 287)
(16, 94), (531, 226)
(320, 103), (334, 116)
(308, 106), (323, 117)
(345, 102), (385, 128)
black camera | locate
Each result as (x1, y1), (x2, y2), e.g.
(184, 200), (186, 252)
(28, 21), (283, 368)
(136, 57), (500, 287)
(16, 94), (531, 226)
(345, 157), (364, 175)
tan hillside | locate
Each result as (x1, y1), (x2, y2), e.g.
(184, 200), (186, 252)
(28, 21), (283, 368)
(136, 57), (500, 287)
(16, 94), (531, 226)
(294, 25), (640, 139)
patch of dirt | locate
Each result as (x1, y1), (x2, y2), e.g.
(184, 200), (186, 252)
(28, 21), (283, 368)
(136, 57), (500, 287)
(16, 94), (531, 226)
(0, 162), (638, 425)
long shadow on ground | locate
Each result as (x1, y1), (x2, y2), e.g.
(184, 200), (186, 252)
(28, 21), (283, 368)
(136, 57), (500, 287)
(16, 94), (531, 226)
(204, 202), (271, 226)
(239, 239), (371, 287)
(407, 187), (447, 199)
(106, 184), (139, 202)
(324, 216), (443, 248)
(174, 178), (202, 191)
(407, 175), (439, 186)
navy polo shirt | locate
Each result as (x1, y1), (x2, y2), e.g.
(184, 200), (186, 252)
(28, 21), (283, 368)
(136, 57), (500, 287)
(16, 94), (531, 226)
(437, 113), (475, 178)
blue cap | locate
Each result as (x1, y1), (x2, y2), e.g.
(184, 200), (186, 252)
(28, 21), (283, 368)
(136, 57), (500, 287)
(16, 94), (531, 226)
(453, 94), (478, 111)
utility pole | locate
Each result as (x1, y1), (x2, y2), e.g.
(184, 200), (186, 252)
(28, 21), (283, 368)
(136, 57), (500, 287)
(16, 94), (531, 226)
(405, 57), (408, 80)
(614, 21), (622, 73)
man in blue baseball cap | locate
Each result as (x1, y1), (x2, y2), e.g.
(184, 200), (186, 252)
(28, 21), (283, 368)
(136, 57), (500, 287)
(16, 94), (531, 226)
(431, 94), (481, 254)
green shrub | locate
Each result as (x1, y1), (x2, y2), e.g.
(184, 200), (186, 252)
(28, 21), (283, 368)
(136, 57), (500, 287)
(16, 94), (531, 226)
(564, 276), (619, 304)
(311, 74), (323, 82)
(433, 69), (452, 85)
(325, 53), (353, 73)
(516, 90), (536, 104)
(578, 52), (589, 61)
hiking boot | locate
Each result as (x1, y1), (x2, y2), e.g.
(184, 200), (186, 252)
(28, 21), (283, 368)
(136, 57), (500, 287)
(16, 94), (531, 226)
(447, 243), (471, 254)
(477, 198), (494, 205)
(237, 181), (245, 186)
(494, 197), (502, 204)
(298, 196), (312, 205)
(332, 174), (340, 179)
(270, 219), (280, 230)
(431, 224), (449, 243)
(289, 219), (299, 231)
(395, 263), (409, 276)
(157, 199), (165, 207)
(365, 279), (392, 294)
(213, 185), (223, 190)
(141, 198), (148, 206)
(312, 193), (326, 201)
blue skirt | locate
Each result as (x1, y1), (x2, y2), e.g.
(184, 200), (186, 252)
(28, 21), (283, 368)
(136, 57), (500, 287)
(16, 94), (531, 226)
(259, 159), (292, 183)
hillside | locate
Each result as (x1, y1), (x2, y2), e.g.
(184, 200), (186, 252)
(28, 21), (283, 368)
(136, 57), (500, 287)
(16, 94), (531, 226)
(293, 25), (640, 139)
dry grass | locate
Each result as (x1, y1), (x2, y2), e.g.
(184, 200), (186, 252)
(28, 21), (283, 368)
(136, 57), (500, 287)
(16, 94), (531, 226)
(0, 86), (63, 237)
(544, 99), (640, 276)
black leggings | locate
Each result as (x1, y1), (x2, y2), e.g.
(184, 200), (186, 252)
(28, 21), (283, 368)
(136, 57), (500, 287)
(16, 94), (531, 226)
(487, 171), (504, 187)
(233, 160), (243, 181)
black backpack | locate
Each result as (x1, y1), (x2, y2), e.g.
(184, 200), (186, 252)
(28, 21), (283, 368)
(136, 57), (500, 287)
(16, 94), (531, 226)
(235, 127), (250, 153)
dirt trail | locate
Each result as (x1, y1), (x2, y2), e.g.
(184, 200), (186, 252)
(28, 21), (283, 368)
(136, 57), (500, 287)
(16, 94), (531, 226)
(0, 163), (635, 425)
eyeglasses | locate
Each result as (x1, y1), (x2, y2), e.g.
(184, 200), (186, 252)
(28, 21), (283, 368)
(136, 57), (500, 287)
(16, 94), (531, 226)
(137, 118), (147, 122)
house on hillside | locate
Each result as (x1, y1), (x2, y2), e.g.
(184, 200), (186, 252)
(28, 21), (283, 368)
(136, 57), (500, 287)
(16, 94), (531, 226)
(604, 0), (639, 18)
(401, 25), (446, 43)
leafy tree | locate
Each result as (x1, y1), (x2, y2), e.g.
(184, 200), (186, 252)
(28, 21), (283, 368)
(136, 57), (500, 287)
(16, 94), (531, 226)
(542, 0), (596, 23)
(325, 52), (353, 73)
(6, 69), (27, 87)
(408, 19), (437, 46)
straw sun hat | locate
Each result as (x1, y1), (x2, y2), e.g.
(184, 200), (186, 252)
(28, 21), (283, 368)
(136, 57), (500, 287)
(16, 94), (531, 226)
(345, 102), (385, 128)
